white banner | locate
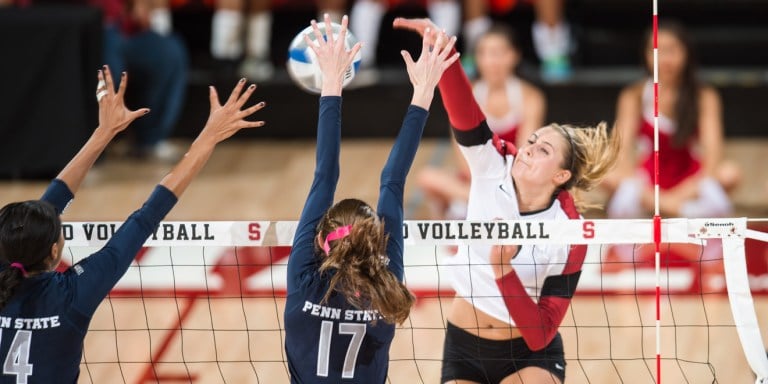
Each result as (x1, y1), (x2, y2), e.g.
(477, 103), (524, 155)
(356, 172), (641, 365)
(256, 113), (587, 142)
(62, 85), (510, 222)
(62, 218), (751, 247)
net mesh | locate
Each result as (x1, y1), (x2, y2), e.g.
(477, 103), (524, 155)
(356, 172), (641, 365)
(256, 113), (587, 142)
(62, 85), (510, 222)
(61, 219), (767, 383)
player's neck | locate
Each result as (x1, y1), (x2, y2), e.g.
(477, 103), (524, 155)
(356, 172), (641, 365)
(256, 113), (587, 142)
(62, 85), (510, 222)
(513, 179), (554, 213)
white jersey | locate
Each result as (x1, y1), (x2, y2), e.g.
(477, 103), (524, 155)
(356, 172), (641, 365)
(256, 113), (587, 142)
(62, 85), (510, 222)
(444, 137), (574, 325)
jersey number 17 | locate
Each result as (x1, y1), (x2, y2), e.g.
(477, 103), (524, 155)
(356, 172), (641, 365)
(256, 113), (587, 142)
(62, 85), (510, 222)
(317, 321), (366, 379)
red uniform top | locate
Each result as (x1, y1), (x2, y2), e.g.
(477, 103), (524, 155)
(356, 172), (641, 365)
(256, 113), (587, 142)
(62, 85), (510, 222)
(639, 80), (701, 190)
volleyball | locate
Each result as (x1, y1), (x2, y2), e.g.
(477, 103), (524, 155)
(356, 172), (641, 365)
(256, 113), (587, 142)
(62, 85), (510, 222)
(286, 22), (362, 94)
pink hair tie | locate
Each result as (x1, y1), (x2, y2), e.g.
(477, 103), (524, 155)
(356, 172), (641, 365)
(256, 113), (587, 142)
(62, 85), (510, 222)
(9, 262), (28, 278)
(322, 225), (352, 255)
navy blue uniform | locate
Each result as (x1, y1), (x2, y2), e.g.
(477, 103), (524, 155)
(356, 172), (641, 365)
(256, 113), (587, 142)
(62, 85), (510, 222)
(284, 96), (428, 383)
(0, 179), (177, 383)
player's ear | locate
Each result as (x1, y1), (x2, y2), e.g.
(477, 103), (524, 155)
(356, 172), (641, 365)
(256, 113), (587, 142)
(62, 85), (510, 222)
(316, 232), (325, 255)
(553, 169), (572, 187)
(48, 235), (64, 270)
(49, 242), (60, 266)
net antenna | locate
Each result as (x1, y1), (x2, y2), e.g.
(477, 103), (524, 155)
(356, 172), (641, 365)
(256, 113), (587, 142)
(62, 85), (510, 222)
(652, 0), (661, 382)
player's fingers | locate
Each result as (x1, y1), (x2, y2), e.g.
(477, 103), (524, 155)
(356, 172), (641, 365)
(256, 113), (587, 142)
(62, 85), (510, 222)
(128, 108), (151, 121)
(442, 52), (461, 71)
(345, 42), (362, 68)
(226, 78), (246, 105)
(117, 71), (128, 99)
(324, 13), (333, 45)
(209, 86), (221, 111)
(236, 84), (257, 108)
(421, 28), (431, 59)
(103, 65), (115, 94)
(392, 17), (423, 35)
(339, 15), (349, 45)
(239, 120), (266, 130)
(401, 50), (416, 70)
(303, 33), (320, 56)
(432, 31), (444, 60)
(96, 70), (107, 103)
(239, 101), (266, 119)
(439, 36), (458, 61)
(310, 19), (325, 47)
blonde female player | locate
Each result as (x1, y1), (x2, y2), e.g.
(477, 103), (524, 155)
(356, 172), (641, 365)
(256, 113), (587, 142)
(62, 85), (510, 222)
(283, 14), (459, 383)
(395, 17), (620, 384)
(417, 23), (546, 219)
(0, 67), (264, 383)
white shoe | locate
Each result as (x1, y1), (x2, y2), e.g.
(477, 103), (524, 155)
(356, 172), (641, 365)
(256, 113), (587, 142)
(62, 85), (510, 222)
(239, 57), (274, 81)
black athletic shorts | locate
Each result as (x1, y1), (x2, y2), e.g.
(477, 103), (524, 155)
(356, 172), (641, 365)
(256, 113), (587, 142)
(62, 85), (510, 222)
(441, 322), (566, 383)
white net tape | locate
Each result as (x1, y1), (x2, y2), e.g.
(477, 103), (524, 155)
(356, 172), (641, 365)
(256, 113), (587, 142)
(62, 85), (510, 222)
(63, 218), (768, 383)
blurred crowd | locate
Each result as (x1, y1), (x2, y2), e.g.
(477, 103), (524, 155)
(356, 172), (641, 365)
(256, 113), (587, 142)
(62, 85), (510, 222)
(0, 0), (747, 221)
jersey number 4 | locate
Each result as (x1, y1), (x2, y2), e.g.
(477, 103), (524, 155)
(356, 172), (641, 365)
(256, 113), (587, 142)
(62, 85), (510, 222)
(0, 330), (33, 384)
(317, 321), (366, 379)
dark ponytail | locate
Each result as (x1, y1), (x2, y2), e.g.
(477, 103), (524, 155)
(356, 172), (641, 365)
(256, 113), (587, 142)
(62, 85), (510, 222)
(0, 200), (62, 309)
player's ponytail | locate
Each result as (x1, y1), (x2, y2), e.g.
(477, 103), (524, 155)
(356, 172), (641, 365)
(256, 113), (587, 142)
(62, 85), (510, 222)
(554, 122), (621, 211)
(0, 201), (62, 309)
(318, 199), (415, 324)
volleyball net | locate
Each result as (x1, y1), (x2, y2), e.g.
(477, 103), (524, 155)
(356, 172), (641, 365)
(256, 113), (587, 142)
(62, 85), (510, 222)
(62, 218), (768, 383)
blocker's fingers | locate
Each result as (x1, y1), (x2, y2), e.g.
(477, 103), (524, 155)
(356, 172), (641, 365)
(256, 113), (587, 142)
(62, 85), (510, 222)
(310, 19), (325, 47)
(103, 65), (116, 94)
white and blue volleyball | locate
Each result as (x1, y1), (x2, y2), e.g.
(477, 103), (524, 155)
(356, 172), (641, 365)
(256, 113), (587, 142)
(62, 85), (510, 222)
(287, 22), (362, 94)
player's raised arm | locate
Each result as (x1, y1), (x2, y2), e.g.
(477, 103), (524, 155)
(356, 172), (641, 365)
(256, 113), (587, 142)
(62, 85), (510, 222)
(0, 71), (265, 382)
(288, 14), (361, 292)
(377, 30), (459, 279)
(393, 17), (486, 134)
(41, 66), (149, 213)
(71, 79), (265, 315)
(160, 80), (265, 196)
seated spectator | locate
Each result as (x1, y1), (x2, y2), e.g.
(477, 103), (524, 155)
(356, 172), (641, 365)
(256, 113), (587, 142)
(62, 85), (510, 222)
(606, 21), (741, 219)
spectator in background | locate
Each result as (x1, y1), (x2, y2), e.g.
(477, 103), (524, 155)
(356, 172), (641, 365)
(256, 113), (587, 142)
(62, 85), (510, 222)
(101, 0), (189, 160)
(350, 0), (461, 81)
(606, 21), (741, 219)
(210, 0), (346, 80)
(417, 24), (545, 219)
(464, 0), (573, 81)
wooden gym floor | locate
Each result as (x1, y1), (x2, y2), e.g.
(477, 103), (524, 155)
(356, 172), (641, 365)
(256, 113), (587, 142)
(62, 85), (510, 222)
(1, 137), (768, 383)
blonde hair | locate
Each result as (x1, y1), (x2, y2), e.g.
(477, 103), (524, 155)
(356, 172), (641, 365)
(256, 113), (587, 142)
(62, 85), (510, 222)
(550, 122), (621, 211)
(317, 199), (415, 324)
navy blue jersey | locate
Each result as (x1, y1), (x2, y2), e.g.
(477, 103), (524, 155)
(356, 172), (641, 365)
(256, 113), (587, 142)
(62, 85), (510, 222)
(284, 96), (427, 383)
(0, 179), (177, 383)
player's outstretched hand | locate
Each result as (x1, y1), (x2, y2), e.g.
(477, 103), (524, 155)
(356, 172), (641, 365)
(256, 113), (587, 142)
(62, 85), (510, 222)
(490, 245), (520, 280)
(96, 65), (149, 136)
(392, 17), (441, 46)
(304, 14), (362, 97)
(402, 30), (460, 109)
(199, 79), (266, 145)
